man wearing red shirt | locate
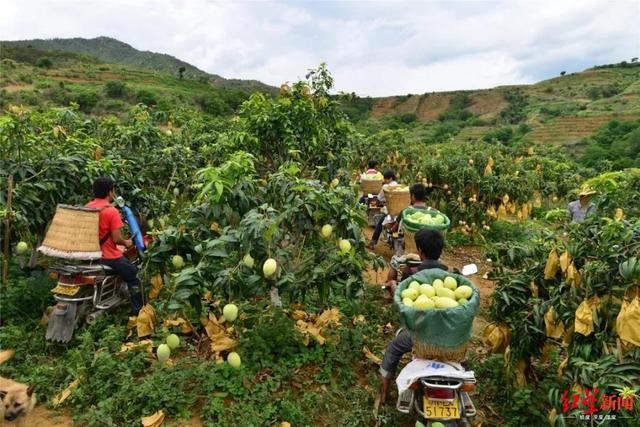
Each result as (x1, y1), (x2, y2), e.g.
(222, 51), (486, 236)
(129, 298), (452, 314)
(86, 177), (143, 314)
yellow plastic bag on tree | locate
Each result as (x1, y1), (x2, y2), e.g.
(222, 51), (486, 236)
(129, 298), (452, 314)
(533, 191), (542, 208)
(136, 304), (157, 338)
(567, 262), (582, 288)
(484, 157), (494, 176)
(616, 298), (640, 346)
(497, 204), (507, 219)
(562, 325), (574, 347)
(482, 323), (510, 353)
(544, 306), (565, 338)
(511, 359), (527, 388)
(575, 297), (599, 336)
(557, 357), (569, 379)
(559, 251), (572, 274)
(548, 408), (558, 426)
(544, 249), (559, 280)
(148, 274), (164, 300)
(530, 281), (539, 297)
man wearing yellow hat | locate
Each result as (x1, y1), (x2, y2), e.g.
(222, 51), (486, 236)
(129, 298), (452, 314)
(568, 186), (596, 223)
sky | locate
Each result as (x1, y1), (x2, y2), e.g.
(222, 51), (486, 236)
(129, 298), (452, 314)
(1, 0), (639, 96)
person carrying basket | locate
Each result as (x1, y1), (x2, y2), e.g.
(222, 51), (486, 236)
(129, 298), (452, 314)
(378, 228), (450, 404)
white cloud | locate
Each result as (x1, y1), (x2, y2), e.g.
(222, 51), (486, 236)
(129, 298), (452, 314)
(1, 0), (638, 96)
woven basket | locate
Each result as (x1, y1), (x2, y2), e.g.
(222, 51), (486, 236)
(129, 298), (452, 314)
(361, 179), (383, 194)
(38, 204), (103, 260)
(412, 340), (469, 362)
(404, 230), (418, 255)
(384, 186), (411, 216)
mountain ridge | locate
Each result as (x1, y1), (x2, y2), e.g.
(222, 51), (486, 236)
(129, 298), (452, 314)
(1, 36), (276, 93)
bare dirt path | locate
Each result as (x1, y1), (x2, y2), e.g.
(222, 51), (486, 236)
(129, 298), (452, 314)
(362, 227), (494, 341)
(17, 406), (73, 427)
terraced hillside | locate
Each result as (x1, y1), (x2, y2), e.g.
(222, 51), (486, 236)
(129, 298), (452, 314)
(524, 112), (640, 146)
(361, 63), (640, 147)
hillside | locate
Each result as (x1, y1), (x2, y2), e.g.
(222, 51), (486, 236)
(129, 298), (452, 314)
(0, 45), (270, 117)
(346, 62), (640, 147)
(1, 39), (639, 149)
(1, 37), (276, 93)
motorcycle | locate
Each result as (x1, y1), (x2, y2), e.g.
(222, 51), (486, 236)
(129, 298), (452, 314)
(44, 197), (146, 343)
(381, 221), (403, 255)
(394, 265), (480, 426)
(396, 359), (477, 427)
(364, 194), (383, 227)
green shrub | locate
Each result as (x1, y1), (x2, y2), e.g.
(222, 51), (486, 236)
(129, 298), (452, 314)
(399, 113), (417, 124)
(239, 308), (307, 368)
(47, 85), (71, 105)
(72, 90), (99, 112)
(136, 89), (157, 106)
(18, 74), (33, 84)
(35, 57), (53, 69)
(104, 80), (128, 98)
(0, 270), (54, 323)
(104, 99), (127, 111)
(195, 94), (227, 115)
(19, 90), (40, 106)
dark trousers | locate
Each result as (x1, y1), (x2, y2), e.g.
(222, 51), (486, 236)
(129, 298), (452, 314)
(380, 329), (413, 378)
(102, 257), (143, 312)
(371, 214), (385, 243)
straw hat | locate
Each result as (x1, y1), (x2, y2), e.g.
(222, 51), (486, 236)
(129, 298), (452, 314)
(578, 186), (597, 197)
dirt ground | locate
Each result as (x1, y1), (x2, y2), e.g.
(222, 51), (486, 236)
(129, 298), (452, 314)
(362, 228), (494, 304)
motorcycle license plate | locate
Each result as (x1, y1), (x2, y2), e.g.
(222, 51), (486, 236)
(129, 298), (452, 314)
(423, 398), (460, 419)
(51, 284), (80, 296)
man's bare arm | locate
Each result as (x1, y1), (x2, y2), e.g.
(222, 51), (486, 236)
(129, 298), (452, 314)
(111, 227), (133, 248)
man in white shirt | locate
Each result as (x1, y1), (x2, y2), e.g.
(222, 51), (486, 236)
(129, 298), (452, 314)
(366, 170), (398, 249)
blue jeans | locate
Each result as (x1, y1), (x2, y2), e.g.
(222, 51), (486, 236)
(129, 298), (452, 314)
(102, 256), (143, 312)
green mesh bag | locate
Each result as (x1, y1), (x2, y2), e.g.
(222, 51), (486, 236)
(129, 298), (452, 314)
(402, 207), (451, 232)
(394, 268), (480, 349)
